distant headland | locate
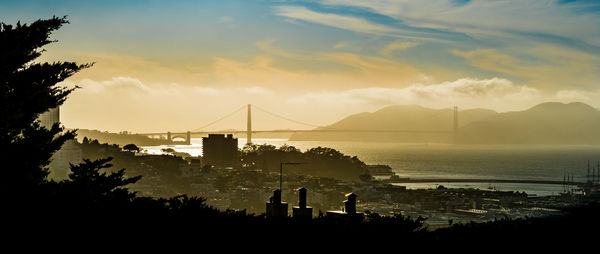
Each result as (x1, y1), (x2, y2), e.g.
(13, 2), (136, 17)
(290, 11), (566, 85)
(290, 102), (600, 144)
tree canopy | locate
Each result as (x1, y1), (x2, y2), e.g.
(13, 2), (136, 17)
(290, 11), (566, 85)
(0, 16), (91, 192)
(123, 143), (140, 153)
(241, 144), (368, 181)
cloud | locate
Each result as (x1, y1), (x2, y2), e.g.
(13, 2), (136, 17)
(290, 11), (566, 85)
(256, 39), (305, 59)
(273, 5), (442, 41)
(244, 40), (431, 88)
(72, 77), (152, 94)
(244, 86), (274, 95)
(60, 76), (286, 132)
(334, 41), (349, 49)
(379, 41), (419, 56)
(46, 52), (213, 88)
(320, 0), (600, 46)
(65, 76), (277, 97)
(192, 87), (221, 96)
(554, 89), (600, 104)
(452, 46), (600, 88)
(274, 5), (396, 34)
(69, 77), (223, 96)
(316, 52), (426, 82)
(211, 55), (309, 87)
(290, 77), (543, 111)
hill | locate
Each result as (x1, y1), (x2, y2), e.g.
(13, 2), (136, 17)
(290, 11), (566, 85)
(290, 102), (600, 144)
(290, 105), (497, 142)
(458, 102), (600, 144)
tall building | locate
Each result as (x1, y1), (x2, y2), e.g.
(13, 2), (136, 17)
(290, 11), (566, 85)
(202, 134), (239, 168)
(38, 107), (60, 129)
(37, 107), (82, 179)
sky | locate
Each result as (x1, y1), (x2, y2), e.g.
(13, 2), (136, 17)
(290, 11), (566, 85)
(1, 0), (599, 133)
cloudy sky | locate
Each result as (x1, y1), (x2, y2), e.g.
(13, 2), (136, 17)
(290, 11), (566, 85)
(2, 0), (599, 132)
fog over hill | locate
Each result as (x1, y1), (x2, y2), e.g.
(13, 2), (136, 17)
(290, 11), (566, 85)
(290, 102), (600, 144)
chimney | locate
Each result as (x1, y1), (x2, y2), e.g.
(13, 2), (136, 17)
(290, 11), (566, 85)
(298, 187), (307, 209)
(273, 189), (282, 204)
(344, 193), (357, 214)
(292, 187), (312, 220)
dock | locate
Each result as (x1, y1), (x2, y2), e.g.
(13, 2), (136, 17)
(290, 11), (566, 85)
(388, 178), (582, 185)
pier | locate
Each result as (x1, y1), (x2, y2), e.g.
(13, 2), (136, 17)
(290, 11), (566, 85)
(389, 178), (581, 185)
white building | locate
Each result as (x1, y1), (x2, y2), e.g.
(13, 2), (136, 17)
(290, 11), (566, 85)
(38, 107), (82, 179)
(38, 107), (59, 129)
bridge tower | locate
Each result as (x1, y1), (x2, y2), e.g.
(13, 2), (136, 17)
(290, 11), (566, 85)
(247, 104), (252, 145)
(167, 132), (172, 141)
(186, 131), (191, 145)
(453, 106), (458, 143)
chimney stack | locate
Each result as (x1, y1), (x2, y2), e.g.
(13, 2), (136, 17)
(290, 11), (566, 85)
(344, 193), (357, 215)
(298, 187), (307, 208)
(292, 187), (312, 220)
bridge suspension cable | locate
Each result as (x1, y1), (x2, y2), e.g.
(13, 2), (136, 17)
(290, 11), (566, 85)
(188, 104), (456, 133)
(252, 104), (323, 128)
(191, 105), (246, 132)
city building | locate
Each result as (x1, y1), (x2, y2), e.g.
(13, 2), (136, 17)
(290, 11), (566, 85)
(37, 107), (82, 179)
(202, 134), (239, 168)
(38, 107), (59, 129)
(180, 158), (202, 178)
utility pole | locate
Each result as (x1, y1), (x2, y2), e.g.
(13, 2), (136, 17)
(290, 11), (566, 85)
(247, 104), (252, 145)
(588, 160), (591, 177)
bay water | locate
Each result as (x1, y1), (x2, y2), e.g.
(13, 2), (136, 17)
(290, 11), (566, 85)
(142, 138), (600, 196)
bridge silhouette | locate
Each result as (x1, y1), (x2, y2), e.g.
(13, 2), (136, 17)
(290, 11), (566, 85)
(139, 104), (459, 145)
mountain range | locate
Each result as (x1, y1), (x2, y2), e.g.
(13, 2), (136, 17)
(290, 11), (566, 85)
(289, 102), (600, 144)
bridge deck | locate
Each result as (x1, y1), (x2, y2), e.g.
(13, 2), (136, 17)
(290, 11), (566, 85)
(140, 129), (455, 136)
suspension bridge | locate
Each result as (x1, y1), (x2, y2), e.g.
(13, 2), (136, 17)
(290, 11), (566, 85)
(138, 104), (459, 145)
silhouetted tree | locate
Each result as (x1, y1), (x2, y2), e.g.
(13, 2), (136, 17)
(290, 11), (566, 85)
(0, 16), (91, 194)
(60, 157), (141, 207)
(359, 173), (374, 182)
(161, 147), (176, 154)
(123, 143), (140, 153)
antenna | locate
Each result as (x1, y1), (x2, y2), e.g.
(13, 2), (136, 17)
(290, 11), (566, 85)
(588, 160), (591, 177)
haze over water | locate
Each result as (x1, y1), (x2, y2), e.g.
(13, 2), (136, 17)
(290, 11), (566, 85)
(143, 138), (600, 196)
